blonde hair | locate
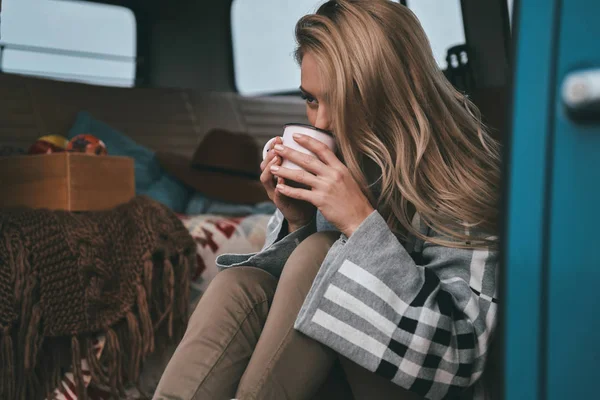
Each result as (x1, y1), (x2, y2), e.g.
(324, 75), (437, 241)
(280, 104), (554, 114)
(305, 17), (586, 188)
(295, 0), (501, 248)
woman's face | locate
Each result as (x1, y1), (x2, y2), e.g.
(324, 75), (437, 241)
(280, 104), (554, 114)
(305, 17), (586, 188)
(300, 52), (332, 132)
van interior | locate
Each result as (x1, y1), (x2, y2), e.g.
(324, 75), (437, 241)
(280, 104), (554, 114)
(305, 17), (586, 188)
(0, 0), (512, 156)
(0, 0), (513, 398)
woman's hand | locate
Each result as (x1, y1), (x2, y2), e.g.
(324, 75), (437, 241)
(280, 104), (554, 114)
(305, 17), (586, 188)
(260, 136), (316, 232)
(270, 133), (375, 237)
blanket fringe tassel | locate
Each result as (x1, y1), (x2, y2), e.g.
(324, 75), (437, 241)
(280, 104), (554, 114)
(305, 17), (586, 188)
(71, 336), (87, 400)
(1, 247), (192, 399)
(1, 327), (14, 400)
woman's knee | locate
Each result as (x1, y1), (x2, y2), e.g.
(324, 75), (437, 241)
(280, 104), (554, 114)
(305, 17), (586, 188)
(298, 231), (340, 252)
(155, 268), (277, 400)
(279, 231), (340, 290)
(288, 231), (339, 268)
(199, 267), (278, 315)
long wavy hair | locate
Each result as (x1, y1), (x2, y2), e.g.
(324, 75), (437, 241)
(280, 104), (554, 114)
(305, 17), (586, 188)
(295, 0), (501, 248)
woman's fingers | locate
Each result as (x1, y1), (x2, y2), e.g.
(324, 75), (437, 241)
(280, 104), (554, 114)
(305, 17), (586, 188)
(271, 165), (321, 189)
(275, 181), (315, 204)
(260, 155), (281, 195)
(260, 137), (283, 171)
(292, 134), (341, 168)
(261, 149), (275, 171)
(272, 145), (327, 176)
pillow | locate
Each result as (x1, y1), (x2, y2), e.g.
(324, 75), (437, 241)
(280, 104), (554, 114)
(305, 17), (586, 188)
(68, 112), (191, 212)
(141, 174), (191, 215)
(185, 192), (276, 216)
(177, 213), (272, 309)
(0, 145), (26, 157)
(68, 111), (160, 191)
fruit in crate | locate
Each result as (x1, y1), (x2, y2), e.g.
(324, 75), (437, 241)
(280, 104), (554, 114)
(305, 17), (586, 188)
(28, 134), (69, 154)
(67, 134), (108, 155)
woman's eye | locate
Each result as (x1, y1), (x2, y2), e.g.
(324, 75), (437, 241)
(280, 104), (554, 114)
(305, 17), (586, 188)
(301, 93), (318, 106)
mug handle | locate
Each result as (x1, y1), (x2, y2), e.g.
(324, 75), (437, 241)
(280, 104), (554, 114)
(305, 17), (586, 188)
(262, 137), (277, 160)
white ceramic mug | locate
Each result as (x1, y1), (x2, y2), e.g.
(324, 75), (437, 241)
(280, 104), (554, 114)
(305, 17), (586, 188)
(262, 124), (336, 170)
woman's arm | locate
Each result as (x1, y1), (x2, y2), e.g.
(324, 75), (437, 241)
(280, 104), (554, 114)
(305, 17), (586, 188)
(295, 210), (498, 400)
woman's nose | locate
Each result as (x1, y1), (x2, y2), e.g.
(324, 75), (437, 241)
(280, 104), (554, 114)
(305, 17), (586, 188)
(314, 109), (331, 131)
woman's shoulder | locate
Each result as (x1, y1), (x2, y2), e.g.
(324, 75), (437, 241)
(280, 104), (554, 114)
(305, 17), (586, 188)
(406, 213), (499, 253)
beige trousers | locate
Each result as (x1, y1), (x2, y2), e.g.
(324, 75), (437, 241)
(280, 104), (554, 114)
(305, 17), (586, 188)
(153, 232), (421, 400)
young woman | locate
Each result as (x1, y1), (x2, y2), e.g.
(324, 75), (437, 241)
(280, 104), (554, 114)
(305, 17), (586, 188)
(154, 1), (501, 399)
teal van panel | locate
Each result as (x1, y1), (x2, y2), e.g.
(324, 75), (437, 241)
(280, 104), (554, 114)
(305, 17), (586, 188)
(503, 0), (560, 399)
(505, 0), (600, 398)
(546, 0), (600, 398)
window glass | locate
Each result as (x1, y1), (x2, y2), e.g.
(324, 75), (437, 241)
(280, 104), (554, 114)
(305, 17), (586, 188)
(232, 0), (323, 95)
(0, 0), (136, 87)
(232, 0), (465, 95)
(405, 0), (465, 69)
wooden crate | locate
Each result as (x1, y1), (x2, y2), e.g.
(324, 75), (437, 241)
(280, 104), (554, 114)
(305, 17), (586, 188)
(0, 153), (135, 211)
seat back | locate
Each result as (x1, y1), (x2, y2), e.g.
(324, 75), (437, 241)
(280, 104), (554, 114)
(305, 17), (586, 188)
(0, 73), (307, 156)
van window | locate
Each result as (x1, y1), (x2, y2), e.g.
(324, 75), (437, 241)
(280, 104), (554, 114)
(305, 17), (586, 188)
(232, 0), (465, 95)
(0, 0), (136, 87)
(404, 0), (465, 69)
